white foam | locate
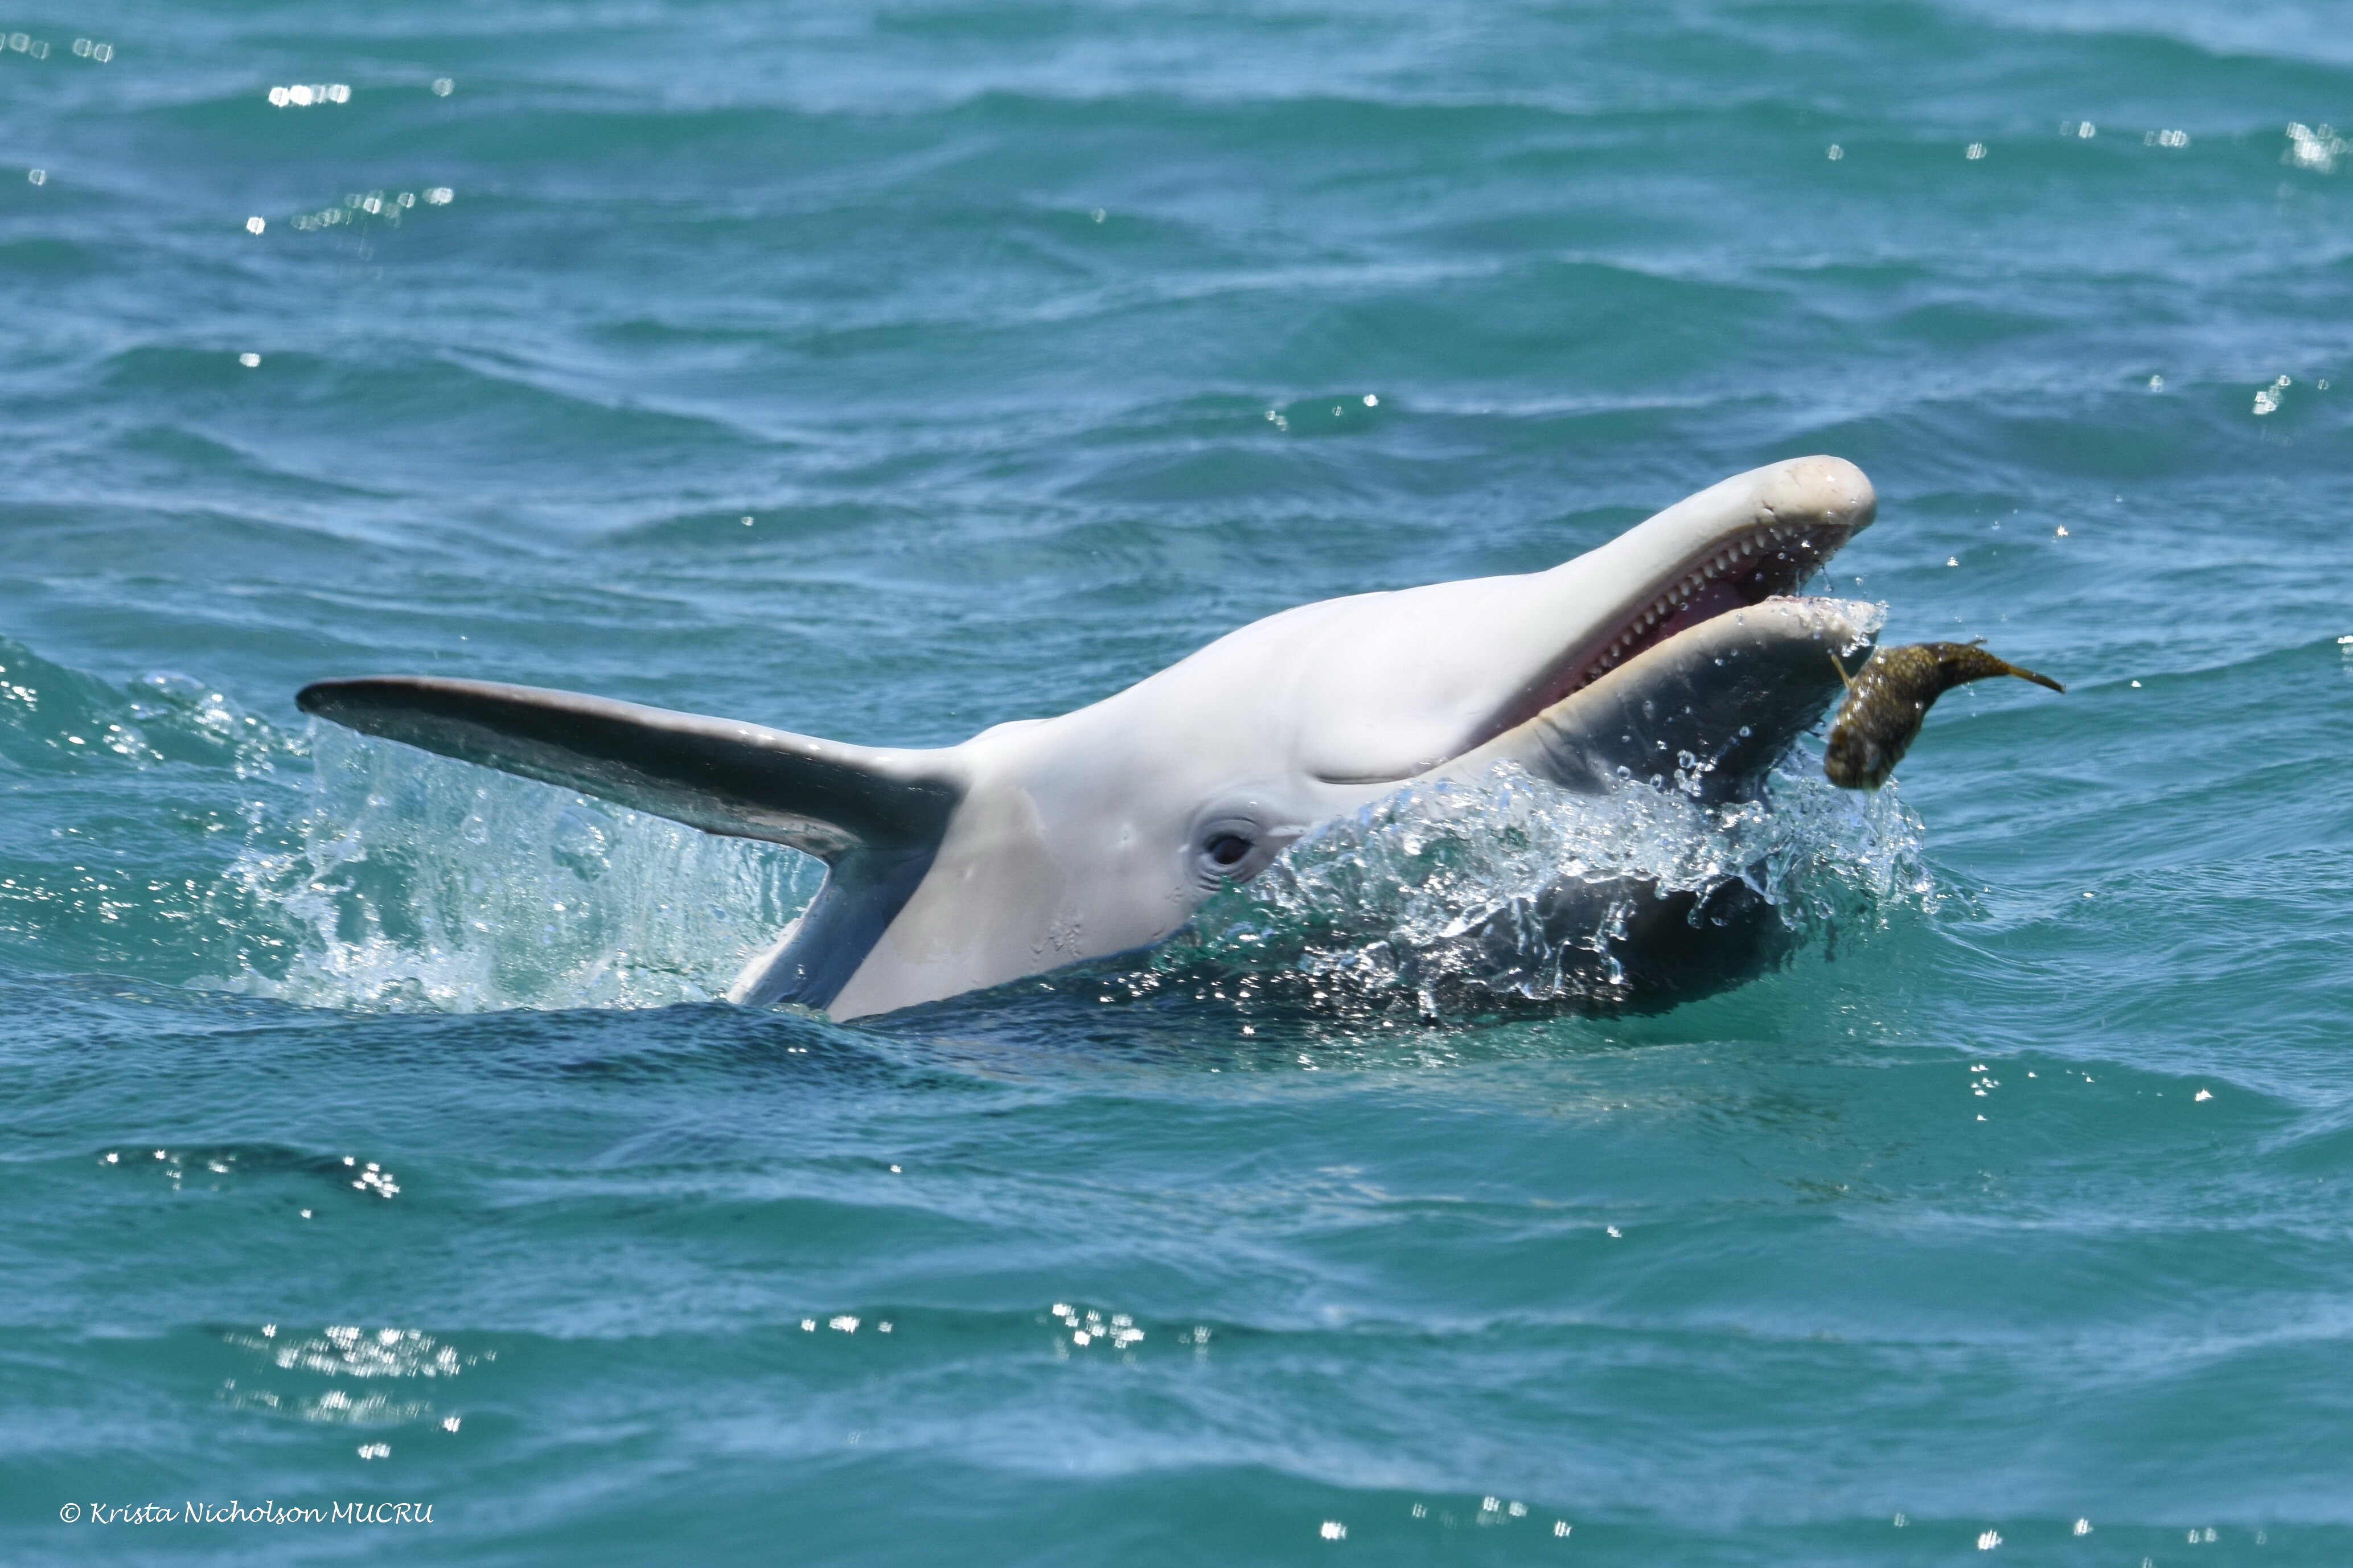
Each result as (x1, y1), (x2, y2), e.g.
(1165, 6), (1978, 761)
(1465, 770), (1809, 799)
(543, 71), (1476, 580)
(198, 726), (818, 1012)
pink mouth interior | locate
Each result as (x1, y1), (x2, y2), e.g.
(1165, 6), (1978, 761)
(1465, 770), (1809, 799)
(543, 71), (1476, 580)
(1561, 522), (1850, 699)
(1446, 523), (1858, 754)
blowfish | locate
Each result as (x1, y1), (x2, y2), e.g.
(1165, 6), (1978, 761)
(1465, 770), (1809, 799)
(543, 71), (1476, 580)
(1824, 641), (2064, 789)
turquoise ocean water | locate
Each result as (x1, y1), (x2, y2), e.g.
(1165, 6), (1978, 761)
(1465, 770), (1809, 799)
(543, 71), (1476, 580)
(3, 2), (2351, 1562)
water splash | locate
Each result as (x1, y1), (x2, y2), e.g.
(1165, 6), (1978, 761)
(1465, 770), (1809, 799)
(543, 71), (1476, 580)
(1102, 762), (1928, 1020)
(202, 725), (817, 1012)
(0, 634), (819, 1008)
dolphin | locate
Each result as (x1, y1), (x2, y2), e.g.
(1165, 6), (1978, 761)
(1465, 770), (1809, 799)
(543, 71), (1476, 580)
(298, 455), (1879, 1020)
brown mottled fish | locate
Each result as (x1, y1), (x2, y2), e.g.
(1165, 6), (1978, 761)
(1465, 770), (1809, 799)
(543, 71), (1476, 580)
(1823, 641), (2064, 789)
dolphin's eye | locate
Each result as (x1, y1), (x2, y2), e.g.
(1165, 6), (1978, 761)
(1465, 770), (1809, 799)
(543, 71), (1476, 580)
(1205, 833), (1252, 869)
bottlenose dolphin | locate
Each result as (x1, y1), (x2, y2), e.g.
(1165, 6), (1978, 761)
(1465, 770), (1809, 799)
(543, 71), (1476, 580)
(299, 455), (1878, 1019)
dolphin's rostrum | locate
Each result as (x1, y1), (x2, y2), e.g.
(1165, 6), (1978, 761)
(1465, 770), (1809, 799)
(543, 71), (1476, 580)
(299, 457), (1880, 1019)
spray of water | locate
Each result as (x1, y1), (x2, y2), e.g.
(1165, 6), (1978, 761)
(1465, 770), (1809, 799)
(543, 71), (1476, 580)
(200, 726), (816, 1013)
(1098, 761), (1929, 1020)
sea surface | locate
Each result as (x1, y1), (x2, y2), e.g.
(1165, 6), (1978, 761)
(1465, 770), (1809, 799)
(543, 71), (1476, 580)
(3, 2), (2351, 1562)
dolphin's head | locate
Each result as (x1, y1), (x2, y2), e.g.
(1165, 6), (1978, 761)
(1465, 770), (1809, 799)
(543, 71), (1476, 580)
(831, 457), (1876, 1016)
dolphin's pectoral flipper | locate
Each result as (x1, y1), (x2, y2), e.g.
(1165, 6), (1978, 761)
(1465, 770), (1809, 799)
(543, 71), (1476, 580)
(1440, 597), (1875, 804)
(295, 677), (961, 859)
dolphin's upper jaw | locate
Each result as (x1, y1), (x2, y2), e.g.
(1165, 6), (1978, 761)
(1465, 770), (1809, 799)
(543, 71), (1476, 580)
(1562, 515), (1857, 701)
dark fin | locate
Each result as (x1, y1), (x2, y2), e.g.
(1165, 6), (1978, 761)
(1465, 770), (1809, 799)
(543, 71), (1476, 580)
(297, 676), (960, 861)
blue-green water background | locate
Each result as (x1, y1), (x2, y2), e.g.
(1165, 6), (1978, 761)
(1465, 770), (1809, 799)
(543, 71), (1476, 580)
(4, 1), (2351, 1562)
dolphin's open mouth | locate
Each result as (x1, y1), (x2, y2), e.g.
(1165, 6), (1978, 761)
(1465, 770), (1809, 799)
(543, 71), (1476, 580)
(1562, 516), (1854, 699)
(1430, 456), (1876, 791)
